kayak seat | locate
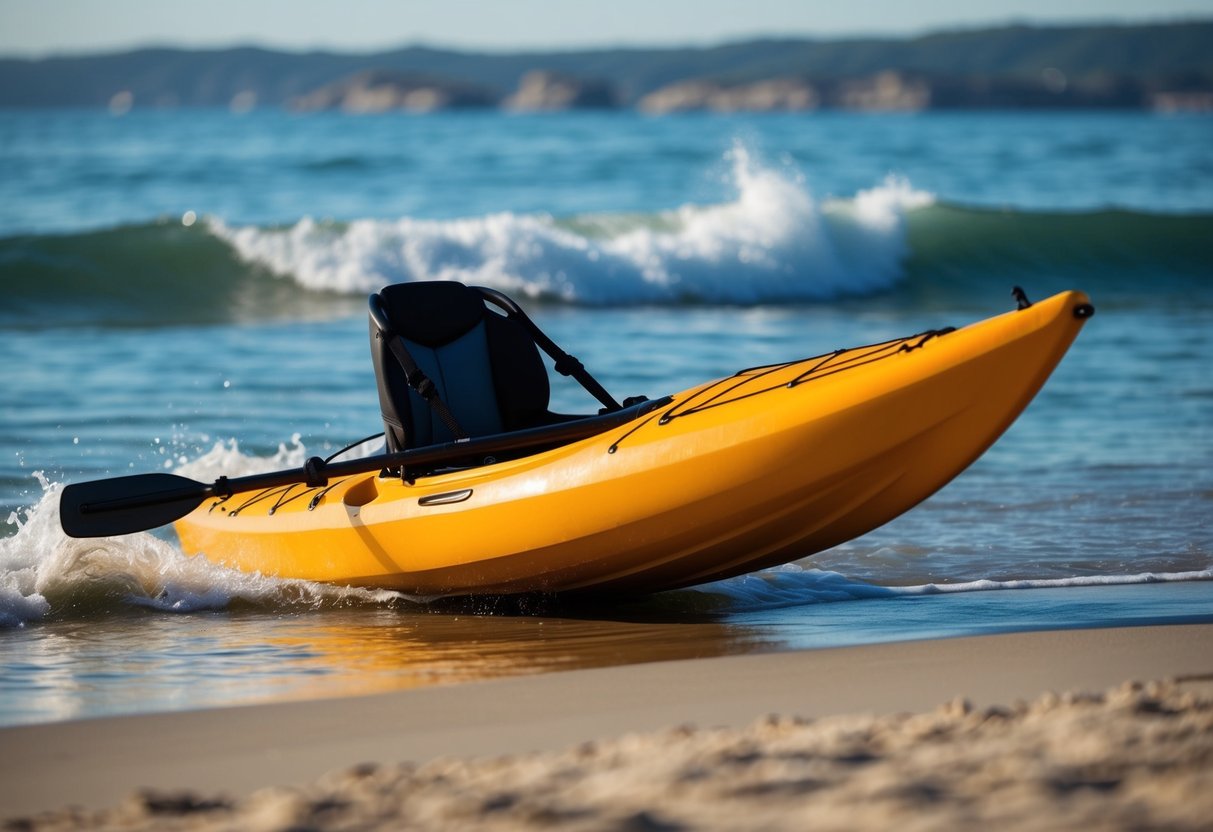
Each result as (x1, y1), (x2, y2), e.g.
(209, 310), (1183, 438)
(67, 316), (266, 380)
(369, 281), (582, 452)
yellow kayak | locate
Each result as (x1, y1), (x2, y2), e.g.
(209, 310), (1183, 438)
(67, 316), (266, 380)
(172, 288), (1093, 596)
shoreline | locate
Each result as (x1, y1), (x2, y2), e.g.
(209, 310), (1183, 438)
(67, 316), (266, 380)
(3, 622), (1211, 822)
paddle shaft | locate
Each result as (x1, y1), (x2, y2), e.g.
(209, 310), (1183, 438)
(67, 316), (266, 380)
(75, 469), (306, 517)
(62, 396), (669, 537)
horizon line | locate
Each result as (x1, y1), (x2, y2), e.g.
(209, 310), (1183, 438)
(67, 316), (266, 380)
(3, 14), (1210, 63)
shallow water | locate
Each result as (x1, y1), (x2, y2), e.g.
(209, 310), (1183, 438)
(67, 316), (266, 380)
(1, 110), (1210, 726)
(2, 580), (1210, 726)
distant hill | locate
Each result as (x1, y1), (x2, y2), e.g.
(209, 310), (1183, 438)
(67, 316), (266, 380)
(1, 20), (1211, 111)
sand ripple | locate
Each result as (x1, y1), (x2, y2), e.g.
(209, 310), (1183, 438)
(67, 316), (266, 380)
(9, 678), (1213, 831)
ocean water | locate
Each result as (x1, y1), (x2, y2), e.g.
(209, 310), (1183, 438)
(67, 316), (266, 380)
(1, 110), (1211, 726)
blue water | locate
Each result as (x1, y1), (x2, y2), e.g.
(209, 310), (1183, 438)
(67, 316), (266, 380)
(1, 110), (1211, 726)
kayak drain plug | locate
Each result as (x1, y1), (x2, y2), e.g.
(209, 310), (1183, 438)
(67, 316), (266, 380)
(1073, 303), (1095, 319)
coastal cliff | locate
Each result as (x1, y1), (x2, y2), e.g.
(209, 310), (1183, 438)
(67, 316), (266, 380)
(287, 70), (497, 112)
(503, 71), (617, 110)
(638, 77), (819, 113)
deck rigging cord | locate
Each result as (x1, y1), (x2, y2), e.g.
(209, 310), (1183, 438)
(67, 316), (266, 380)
(207, 433), (387, 515)
(609, 326), (955, 452)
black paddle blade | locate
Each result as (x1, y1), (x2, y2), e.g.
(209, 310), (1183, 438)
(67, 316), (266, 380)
(60, 473), (209, 538)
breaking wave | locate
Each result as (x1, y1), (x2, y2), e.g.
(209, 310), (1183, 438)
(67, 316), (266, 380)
(4, 145), (923, 324)
(209, 145), (930, 304)
(4, 142), (1210, 327)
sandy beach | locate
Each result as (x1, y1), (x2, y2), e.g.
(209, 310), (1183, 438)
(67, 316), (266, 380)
(2, 622), (1210, 829)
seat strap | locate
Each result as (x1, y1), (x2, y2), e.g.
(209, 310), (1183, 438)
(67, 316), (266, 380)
(382, 332), (469, 442)
(549, 350), (621, 413)
(475, 286), (623, 412)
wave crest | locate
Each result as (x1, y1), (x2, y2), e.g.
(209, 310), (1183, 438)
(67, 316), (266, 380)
(212, 144), (931, 303)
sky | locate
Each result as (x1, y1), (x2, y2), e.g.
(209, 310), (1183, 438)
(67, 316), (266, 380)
(1, 0), (1211, 56)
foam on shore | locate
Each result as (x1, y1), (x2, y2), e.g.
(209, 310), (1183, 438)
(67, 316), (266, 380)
(690, 562), (1213, 610)
(0, 471), (403, 628)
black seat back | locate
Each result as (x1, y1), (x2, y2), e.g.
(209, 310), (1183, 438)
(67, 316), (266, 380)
(370, 282), (557, 452)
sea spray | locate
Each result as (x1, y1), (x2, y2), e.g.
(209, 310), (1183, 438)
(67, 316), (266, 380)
(0, 464), (404, 628)
(174, 433), (309, 480)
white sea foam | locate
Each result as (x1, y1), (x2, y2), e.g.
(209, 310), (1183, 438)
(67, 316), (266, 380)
(0, 466), (403, 628)
(174, 433), (309, 481)
(210, 144), (933, 303)
(694, 563), (1213, 611)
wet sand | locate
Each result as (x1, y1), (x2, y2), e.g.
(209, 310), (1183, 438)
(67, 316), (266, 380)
(3, 623), (1211, 829)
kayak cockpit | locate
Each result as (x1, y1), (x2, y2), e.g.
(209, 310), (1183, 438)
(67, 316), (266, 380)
(368, 281), (648, 476)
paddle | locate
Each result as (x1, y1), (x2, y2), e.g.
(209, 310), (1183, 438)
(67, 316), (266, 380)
(59, 396), (667, 539)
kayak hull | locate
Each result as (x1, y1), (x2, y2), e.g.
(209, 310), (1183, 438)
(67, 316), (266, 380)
(175, 291), (1092, 596)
